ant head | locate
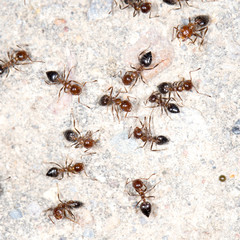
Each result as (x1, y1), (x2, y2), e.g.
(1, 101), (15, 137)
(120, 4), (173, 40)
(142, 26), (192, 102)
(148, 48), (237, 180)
(167, 103), (180, 113)
(67, 200), (84, 208)
(120, 100), (132, 112)
(70, 84), (82, 95)
(140, 2), (151, 14)
(140, 51), (152, 67)
(132, 179), (143, 189)
(46, 167), (59, 178)
(84, 139), (95, 149)
(53, 208), (64, 220)
(16, 50), (28, 61)
(122, 71), (135, 85)
(154, 135), (169, 145)
(148, 93), (158, 103)
(46, 71), (60, 83)
(99, 95), (111, 106)
(183, 80), (192, 91)
(64, 129), (78, 142)
(157, 82), (170, 94)
(0, 65), (5, 75)
(133, 127), (143, 139)
(163, 0), (176, 5)
(74, 163), (84, 172)
(140, 201), (151, 217)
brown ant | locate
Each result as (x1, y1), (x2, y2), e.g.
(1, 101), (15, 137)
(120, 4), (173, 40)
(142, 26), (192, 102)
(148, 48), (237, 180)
(45, 67), (96, 107)
(163, 0), (192, 10)
(45, 193), (84, 224)
(0, 46), (41, 77)
(128, 116), (169, 151)
(122, 50), (163, 88)
(46, 158), (96, 180)
(157, 68), (211, 101)
(125, 173), (159, 217)
(147, 91), (180, 114)
(112, 0), (155, 18)
(63, 115), (99, 152)
(99, 87), (133, 121)
(172, 15), (210, 46)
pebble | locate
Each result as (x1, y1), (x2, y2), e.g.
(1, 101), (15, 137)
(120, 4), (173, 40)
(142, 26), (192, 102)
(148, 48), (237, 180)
(9, 209), (23, 219)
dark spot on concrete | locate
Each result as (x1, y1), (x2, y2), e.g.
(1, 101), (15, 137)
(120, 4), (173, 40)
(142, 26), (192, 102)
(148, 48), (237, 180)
(232, 119), (240, 135)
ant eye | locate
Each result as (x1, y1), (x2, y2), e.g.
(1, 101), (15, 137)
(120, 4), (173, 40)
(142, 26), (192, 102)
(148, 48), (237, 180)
(46, 71), (60, 83)
(64, 130), (78, 142)
(140, 51), (152, 67)
(140, 202), (151, 217)
(46, 167), (59, 178)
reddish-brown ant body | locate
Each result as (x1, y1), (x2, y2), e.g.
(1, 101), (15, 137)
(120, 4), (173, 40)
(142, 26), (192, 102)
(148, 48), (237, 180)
(157, 68), (211, 101)
(122, 50), (163, 88)
(126, 174), (159, 217)
(46, 158), (91, 180)
(173, 15), (210, 46)
(129, 117), (169, 151)
(45, 68), (95, 106)
(63, 117), (99, 152)
(114, 0), (153, 18)
(0, 46), (39, 77)
(99, 87), (132, 120)
(147, 91), (180, 114)
(45, 193), (83, 224)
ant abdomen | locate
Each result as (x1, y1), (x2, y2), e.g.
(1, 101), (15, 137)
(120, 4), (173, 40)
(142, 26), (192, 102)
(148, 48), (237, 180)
(194, 15), (210, 27)
(46, 167), (59, 178)
(64, 129), (78, 142)
(167, 103), (180, 113)
(99, 95), (112, 106)
(0, 65), (6, 75)
(67, 201), (84, 208)
(140, 51), (152, 67)
(163, 0), (176, 5)
(140, 201), (151, 217)
(157, 82), (171, 94)
(154, 135), (169, 145)
(46, 71), (60, 84)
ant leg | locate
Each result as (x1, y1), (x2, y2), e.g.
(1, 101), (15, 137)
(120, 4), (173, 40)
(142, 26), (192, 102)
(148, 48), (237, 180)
(48, 162), (64, 168)
(57, 87), (64, 101)
(139, 173), (156, 182)
(145, 181), (161, 194)
(78, 98), (90, 109)
(149, 11), (159, 19)
(135, 199), (142, 207)
(65, 66), (76, 82)
(57, 193), (63, 204)
(128, 126), (133, 139)
(48, 215), (55, 224)
(72, 116), (81, 135)
(199, 27), (208, 46)
(172, 26), (179, 42)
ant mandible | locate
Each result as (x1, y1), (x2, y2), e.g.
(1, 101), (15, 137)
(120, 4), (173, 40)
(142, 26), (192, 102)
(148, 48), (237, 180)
(129, 116), (169, 151)
(46, 158), (96, 180)
(122, 50), (164, 88)
(44, 193), (84, 224)
(147, 91), (180, 114)
(99, 87), (133, 121)
(172, 15), (210, 46)
(63, 115), (99, 153)
(45, 67), (96, 107)
(0, 45), (41, 77)
(125, 173), (159, 217)
(157, 68), (211, 101)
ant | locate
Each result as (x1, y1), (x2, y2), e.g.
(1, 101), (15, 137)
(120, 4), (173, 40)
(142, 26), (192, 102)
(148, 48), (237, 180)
(147, 91), (180, 114)
(122, 50), (163, 88)
(128, 116), (169, 151)
(125, 173), (159, 217)
(112, 0), (154, 18)
(0, 46), (40, 77)
(157, 68), (211, 101)
(99, 87), (133, 121)
(172, 15), (210, 46)
(163, 0), (192, 10)
(45, 193), (84, 224)
(45, 67), (95, 106)
(63, 115), (99, 152)
(46, 158), (96, 180)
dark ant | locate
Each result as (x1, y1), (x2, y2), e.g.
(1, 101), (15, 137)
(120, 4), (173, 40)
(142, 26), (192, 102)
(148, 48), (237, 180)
(45, 67), (95, 107)
(99, 87), (133, 121)
(163, 0), (192, 10)
(122, 50), (164, 88)
(46, 158), (96, 180)
(129, 116), (169, 151)
(147, 91), (180, 114)
(45, 193), (84, 224)
(112, 0), (155, 18)
(0, 46), (40, 77)
(157, 68), (211, 101)
(172, 15), (210, 46)
(125, 173), (159, 217)
(63, 116), (99, 152)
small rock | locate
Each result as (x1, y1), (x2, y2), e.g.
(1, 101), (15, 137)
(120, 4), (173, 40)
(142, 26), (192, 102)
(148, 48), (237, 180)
(9, 209), (23, 219)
